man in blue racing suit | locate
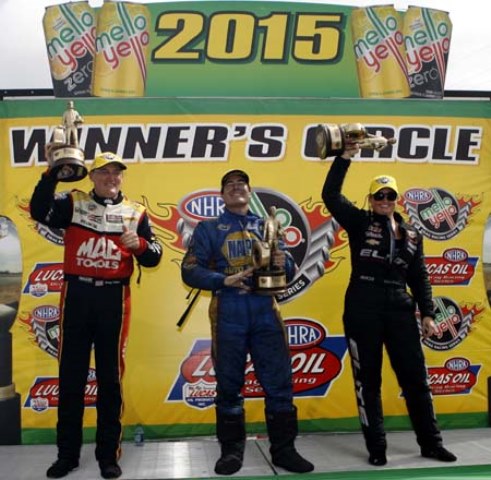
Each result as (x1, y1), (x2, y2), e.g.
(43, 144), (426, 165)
(181, 169), (313, 475)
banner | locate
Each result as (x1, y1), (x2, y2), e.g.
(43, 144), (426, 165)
(0, 97), (490, 443)
(42, 1), (451, 99)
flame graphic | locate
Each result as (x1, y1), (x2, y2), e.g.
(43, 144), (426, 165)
(140, 196), (184, 253)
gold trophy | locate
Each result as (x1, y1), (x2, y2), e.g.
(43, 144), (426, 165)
(46, 101), (87, 182)
(315, 122), (396, 159)
(252, 206), (287, 295)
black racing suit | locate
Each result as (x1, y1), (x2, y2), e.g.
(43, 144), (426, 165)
(322, 156), (442, 454)
(30, 173), (162, 463)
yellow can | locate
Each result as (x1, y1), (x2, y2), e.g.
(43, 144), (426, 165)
(351, 5), (410, 99)
(92, 1), (151, 97)
(43, 1), (96, 97)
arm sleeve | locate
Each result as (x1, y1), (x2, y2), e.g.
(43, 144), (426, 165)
(321, 156), (363, 233)
(407, 237), (435, 319)
(181, 222), (226, 291)
(134, 212), (163, 268)
(29, 172), (73, 228)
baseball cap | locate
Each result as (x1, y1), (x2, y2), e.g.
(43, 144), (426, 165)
(220, 169), (250, 191)
(90, 152), (127, 172)
(369, 175), (398, 195)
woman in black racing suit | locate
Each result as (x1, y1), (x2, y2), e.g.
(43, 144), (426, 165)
(322, 144), (457, 467)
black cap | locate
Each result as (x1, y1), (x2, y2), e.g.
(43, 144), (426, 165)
(220, 169), (250, 192)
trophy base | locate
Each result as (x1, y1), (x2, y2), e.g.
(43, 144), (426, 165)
(315, 124), (346, 159)
(253, 270), (287, 296)
(49, 146), (87, 182)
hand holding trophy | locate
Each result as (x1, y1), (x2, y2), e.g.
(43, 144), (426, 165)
(315, 122), (396, 159)
(45, 101), (87, 182)
(252, 206), (287, 295)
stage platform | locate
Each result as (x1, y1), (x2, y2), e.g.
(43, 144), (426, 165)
(1, 428), (491, 479)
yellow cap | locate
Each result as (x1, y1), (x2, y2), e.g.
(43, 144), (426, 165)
(369, 175), (398, 195)
(90, 152), (127, 172)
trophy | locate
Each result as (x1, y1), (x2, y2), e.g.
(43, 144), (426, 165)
(315, 122), (397, 159)
(45, 101), (87, 182)
(252, 206), (287, 295)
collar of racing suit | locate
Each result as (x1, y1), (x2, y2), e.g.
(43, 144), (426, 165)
(89, 189), (123, 206)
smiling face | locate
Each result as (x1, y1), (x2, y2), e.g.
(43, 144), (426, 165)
(221, 174), (251, 214)
(89, 163), (124, 199)
(369, 188), (398, 217)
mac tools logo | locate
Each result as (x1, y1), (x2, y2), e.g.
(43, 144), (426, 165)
(144, 188), (348, 303)
(402, 188), (481, 241)
(166, 318), (348, 410)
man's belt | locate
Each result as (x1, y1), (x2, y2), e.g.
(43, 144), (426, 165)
(64, 274), (129, 287)
(354, 275), (405, 288)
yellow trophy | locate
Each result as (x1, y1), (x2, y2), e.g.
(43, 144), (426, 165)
(252, 206), (287, 295)
(315, 123), (396, 159)
(46, 101), (87, 182)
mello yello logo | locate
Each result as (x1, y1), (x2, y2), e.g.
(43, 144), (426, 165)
(95, 11), (149, 70)
(352, 13), (404, 73)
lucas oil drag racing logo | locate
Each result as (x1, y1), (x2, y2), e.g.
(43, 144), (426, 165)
(402, 187), (481, 241)
(425, 248), (479, 286)
(144, 187), (347, 303)
(427, 357), (481, 396)
(166, 318), (348, 409)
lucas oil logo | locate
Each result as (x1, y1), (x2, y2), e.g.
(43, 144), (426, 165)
(425, 248), (479, 286)
(427, 357), (481, 396)
(166, 318), (348, 410)
(403, 188), (481, 241)
(153, 187), (345, 303)
(24, 368), (98, 412)
(23, 263), (64, 297)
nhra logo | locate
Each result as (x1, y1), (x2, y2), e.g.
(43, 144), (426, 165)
(422, 296), (485, 351)
(165, 187), (345, 303)
(22, 263), (64, 297)
(403, 188), (481, 241)
(425, 248), (479, 286)
(19, 305), (60, 358)
(427, 357), (481, 396)
(24, 368), (98, 412)
(166, 318), (348, 410)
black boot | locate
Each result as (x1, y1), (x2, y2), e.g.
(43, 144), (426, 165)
(266, 407), (314, 473)
(214, 410), (246, 475)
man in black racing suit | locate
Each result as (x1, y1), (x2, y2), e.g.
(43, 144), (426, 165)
(30, 152), (162, 479)
(322, 145), (456, 467)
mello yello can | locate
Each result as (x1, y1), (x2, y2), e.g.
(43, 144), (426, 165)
(43, 1), (96, 97)
(92, 1), (151, 97)
(351, 5), (410, 99)
(403, 6), (452, 99)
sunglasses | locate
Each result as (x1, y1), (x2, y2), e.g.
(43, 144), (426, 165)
(372, 190), (397, 201)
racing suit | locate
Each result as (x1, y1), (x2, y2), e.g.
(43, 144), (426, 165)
(322, 156), (442, 455)
(30, 173), (162, 464)
(181, 207), (296, 415)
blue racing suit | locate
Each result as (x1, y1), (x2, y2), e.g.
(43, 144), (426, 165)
(181, 207), (296, 415)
